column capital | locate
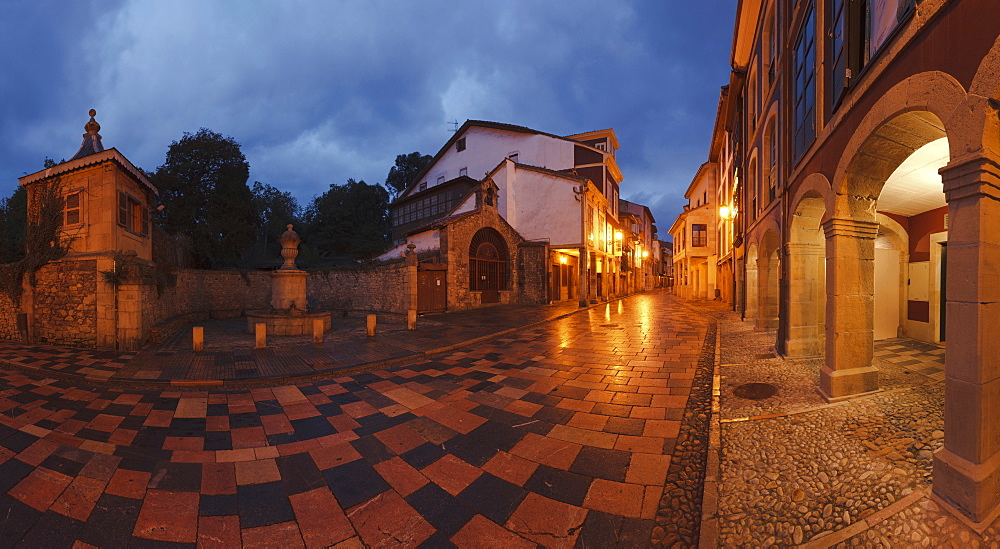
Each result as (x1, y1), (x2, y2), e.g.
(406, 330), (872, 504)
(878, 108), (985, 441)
(822, 217), (879, 239)
(941, 153), (1000, 203)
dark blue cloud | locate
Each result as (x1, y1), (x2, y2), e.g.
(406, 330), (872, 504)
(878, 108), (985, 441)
(1, 1), (735, 232)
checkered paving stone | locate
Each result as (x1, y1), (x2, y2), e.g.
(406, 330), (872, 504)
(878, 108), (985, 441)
(873, 337), (945, 381)
(0, 291), (711, 547)
(0, 302), (588, 384)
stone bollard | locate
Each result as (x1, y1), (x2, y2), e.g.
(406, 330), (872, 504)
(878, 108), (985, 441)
(407, 310), (417, 330)
(255, 323), (267, 349)
(313, 317), (324, 344)
(367, 314), (376, 338)
(192, 326), (204, 352)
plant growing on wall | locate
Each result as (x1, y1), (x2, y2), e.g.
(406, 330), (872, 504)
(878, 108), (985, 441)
(0, 177), (72, 305)
(99, 251), (176, 297)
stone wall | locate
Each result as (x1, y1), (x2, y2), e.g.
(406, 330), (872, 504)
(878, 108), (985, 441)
(141, 263), (408, 343)
(0, 294), (19, 341)
(142, 269), (272, 331)
(32, 260), (98, 347)
(307, 262), (408, 314)
(517, 241), (549, 305)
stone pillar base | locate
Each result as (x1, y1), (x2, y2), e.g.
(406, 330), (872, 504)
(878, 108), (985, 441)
(784, 337), (822, 358)
(933, 447), (1000, 526)
(817, 365), (879, 402)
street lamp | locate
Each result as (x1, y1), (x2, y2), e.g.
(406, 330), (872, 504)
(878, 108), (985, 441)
(719, 205), (736, 220)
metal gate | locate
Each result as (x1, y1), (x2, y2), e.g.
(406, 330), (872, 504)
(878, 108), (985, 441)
(469, 228), (509, 304)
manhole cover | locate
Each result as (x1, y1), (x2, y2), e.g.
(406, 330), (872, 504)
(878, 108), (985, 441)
(733, 382), (778, 400)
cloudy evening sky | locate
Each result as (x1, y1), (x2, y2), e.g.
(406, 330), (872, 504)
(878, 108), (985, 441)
(1, 1), (736, 235)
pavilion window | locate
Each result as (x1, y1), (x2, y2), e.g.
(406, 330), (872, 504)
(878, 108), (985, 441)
(62, 191), (82, 226)
(118, 191), (149, 236)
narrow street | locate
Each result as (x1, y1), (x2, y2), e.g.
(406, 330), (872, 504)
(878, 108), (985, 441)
(0, 290), (714, 547)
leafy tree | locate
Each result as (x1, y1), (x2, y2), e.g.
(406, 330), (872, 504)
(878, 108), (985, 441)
(385, 152), (432, 199)
(251, 181), (301, 248)
(149, 129), (259, 268)
(0, 186), (27, 263)
(302, 179), (389, 260)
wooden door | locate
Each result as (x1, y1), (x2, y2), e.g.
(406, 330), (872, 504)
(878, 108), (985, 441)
(418, 270), (446, 312)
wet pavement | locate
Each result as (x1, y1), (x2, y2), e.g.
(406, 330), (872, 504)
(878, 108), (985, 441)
(0, 301), (587, 386)
(0, 290), (716, 547)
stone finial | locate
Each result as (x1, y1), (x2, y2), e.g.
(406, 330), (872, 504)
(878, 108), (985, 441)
(84, 109), (101, 136)
(70, 108), (105, 160)
(278, 224), (301, 270)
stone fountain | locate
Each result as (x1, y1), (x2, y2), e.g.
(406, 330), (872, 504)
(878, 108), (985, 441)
(246, 225), (332, 336)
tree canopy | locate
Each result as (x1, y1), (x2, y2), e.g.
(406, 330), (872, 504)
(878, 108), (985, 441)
(251, 181), (300, 245)
(150, 129), (259, 268)
(385, 152), (432, 199)
(0, 186), (26, 264)
(302, 179), (389, 260)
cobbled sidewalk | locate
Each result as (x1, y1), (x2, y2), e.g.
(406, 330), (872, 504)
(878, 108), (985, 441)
(0, 290), (720, 547)
(685, 300), (1000, 548)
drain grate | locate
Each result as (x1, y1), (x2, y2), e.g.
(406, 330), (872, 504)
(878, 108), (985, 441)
(733, 382), (778, 400)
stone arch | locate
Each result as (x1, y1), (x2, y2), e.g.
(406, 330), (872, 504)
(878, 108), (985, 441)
(469, 227), (510, 297)
(785, 173), (832, 357)
(744, 241), (759, 323)
(819, 71), (965, 402)
(757, 225), (781, 331)
(832, 71), (967, 220)
(970, 35), (1000, 160)
(873, 213), (909, 341)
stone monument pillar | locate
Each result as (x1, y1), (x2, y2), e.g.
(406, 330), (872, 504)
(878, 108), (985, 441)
(247, 224), (331, 336)
(270, 225), (309, 313)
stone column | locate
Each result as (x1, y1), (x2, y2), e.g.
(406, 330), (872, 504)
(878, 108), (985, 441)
(933, 154), (1000, 523)
(578, 247), (589, 307)
(785, 242), (824, 356)
(818, 217), (879, 401)
(406, 244), (418, 313)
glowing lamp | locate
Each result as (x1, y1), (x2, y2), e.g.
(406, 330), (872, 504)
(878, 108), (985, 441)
(719, 205), (736, 220)
(642, 251), (649, 258)
(559, 256), (568, 264)
(614, 231), (623, 240)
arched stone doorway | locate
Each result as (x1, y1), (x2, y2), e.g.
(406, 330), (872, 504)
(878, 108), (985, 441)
(744, 242), (759, 323)
(872, 214), (910, 341)
(786, 186), (828, 357)
(757, 230), (780, 331)
(824, 105), (956, 401)
(469, 227), (509, 304)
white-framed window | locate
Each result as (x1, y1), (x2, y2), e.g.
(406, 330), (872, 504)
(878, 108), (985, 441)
(419, 182), (427, 191)
(436, 175), (445, 185)
(456, 137), (466, 152)
(459, 167), (468, 177)
(508, 152), (519, 163)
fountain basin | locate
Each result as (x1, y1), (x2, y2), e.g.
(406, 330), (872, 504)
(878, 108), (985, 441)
(246, 309), (332, 336)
